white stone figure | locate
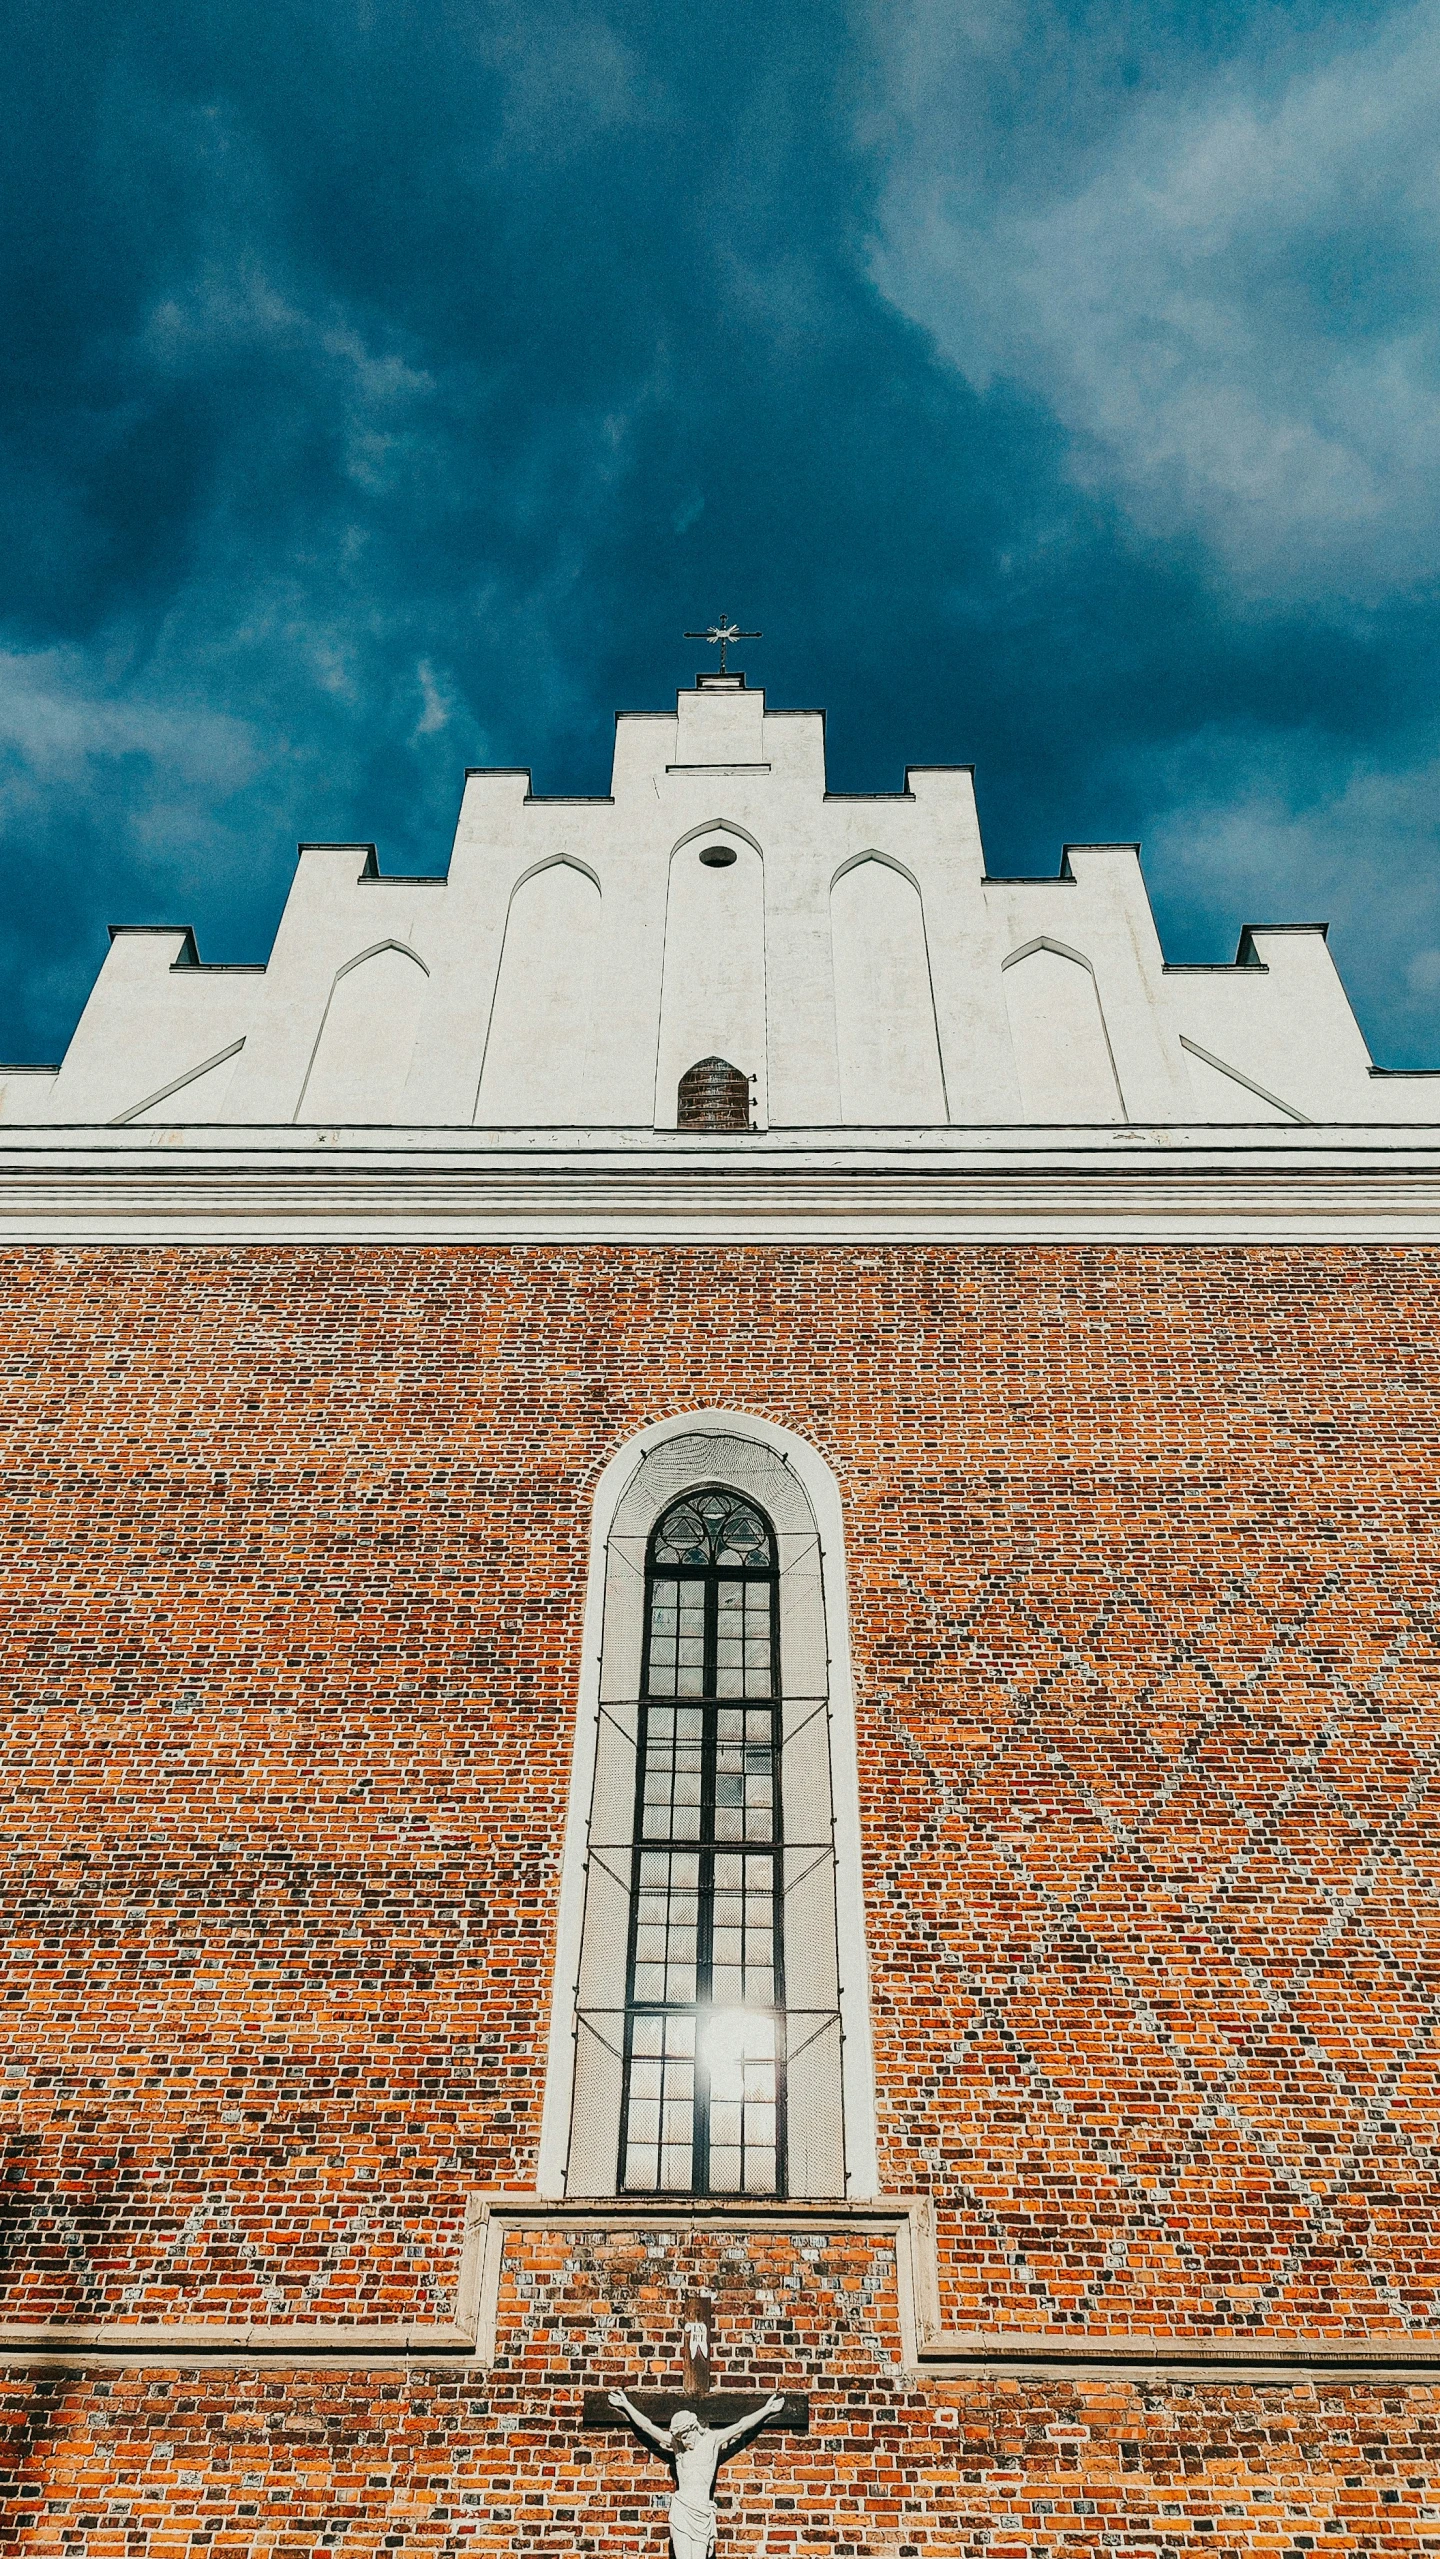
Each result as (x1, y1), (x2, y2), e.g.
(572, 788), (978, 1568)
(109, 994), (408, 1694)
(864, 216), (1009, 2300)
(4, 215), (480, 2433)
(608, 2388), (785, 2559)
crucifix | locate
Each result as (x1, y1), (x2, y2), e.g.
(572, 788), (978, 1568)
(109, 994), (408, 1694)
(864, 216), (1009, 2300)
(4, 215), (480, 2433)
(585, 2292), (807, 2558)
(684, 615), (761, 675)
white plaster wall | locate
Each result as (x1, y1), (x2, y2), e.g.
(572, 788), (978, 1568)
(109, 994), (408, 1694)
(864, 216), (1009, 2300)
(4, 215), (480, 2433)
(984, 851), (1194, 1126)
(654, 833), (767, 1127)
(131, 1044), (246, 1124)
(905, 771), (1021, 1125)
(220, 855), (449, 1122)
(297, 943), (430, 1123)
(408, 771), (573, 1126)
(48, 931), (260, 1126)
(673, 680), (766, 769)
(1163, 930), (1379, 1123)
(1003, 942), (1126, 1123)
(830, 856), (947, 1124)
(1181, 1042), (1296, 1122)
(0, 1070), (58, 1123)
(476, 859), (602, 1125)
(22, 676), (1440, 1134)
(1058, 846), (1196, 1120)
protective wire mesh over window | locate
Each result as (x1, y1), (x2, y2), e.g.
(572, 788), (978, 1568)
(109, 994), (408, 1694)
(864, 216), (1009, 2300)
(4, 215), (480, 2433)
(620, 1487), (783, 2196)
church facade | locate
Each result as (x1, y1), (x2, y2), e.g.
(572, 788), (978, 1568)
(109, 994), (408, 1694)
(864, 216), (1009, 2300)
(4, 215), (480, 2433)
(4, 668), (1440, 2557)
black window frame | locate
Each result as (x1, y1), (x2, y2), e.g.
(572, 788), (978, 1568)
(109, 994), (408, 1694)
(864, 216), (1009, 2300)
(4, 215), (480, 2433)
(618, 1484), (787, 2197)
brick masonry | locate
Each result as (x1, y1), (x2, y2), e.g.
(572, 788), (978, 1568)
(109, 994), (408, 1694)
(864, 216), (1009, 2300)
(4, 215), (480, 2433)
(3, 1244), (1440, 2550)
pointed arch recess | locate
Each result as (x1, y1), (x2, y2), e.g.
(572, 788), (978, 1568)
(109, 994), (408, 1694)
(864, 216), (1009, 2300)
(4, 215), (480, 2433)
(829, 850), (948, 1124)
(295, 940), (430, 1122)
(654, 830), (768, 1129)
(334, 936), (431, 982)
(668, 818), (765, 863)
(1001, 934), (1128, 1122)
(475, 855), (603, 1125)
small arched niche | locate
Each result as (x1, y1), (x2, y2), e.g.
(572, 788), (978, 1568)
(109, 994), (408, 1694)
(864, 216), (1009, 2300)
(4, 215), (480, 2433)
(297, 942), (429, 1123)
(677, 1056), (751, 1132)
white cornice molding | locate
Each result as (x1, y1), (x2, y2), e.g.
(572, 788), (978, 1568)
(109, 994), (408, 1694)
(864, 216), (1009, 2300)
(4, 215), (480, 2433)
(3, 1122), (1440, 1241)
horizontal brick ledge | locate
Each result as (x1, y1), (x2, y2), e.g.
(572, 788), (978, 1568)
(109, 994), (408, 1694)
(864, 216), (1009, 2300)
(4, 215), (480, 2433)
(0, 2321), (477, 2360)
(10, 2201), (1440, 2377)
(922, 2330), (1440, 2376)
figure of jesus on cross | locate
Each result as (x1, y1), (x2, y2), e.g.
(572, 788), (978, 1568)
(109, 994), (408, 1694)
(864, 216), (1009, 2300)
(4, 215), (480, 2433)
(607, 2388), (785, 2559)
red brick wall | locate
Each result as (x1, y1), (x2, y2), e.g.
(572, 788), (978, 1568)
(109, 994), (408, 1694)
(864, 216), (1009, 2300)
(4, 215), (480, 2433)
(3, 1245), (1439, 2547)
(7, 2344), (1440, 2559)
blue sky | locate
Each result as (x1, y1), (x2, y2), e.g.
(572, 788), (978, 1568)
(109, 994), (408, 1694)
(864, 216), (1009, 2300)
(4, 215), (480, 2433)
(4, 0), (1438, 1065)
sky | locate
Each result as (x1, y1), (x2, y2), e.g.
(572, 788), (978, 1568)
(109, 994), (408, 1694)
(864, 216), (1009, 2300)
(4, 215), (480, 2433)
(3, 0), (1439, 1067)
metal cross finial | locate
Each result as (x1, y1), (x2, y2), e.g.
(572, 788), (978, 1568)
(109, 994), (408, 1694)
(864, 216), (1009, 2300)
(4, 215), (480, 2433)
(685, 614), (761, 675)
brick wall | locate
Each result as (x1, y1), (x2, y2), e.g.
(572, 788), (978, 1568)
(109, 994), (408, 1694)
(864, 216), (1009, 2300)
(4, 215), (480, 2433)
(3, 1245), (1440, 2548)
(6, 2352), (1440, 2558)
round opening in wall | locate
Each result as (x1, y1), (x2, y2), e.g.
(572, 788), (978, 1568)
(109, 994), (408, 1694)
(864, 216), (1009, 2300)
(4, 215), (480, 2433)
(698, 843), (738, 867)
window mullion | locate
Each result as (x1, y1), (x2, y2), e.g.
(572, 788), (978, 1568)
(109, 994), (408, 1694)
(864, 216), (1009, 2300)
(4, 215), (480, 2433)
(769, 1681), (788, 2198)
(695, 1560), (719, 2192)
(617, 1688), (650, 2195)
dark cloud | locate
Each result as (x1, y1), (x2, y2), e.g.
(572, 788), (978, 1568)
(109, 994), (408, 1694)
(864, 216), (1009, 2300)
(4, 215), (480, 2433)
(3, 0), (1438, 1066)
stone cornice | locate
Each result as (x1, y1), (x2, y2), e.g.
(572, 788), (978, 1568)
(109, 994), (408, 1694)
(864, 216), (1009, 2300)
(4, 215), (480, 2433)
(2, 1123), (1440, 1241)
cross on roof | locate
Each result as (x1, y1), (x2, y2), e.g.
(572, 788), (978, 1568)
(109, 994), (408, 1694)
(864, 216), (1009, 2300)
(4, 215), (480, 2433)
(684, 615), (761, 674)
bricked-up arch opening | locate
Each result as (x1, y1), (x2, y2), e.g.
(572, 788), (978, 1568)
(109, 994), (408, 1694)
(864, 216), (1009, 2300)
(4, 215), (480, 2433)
(677, 1056), (751, 1132)
(542, 1417), (877, 2203)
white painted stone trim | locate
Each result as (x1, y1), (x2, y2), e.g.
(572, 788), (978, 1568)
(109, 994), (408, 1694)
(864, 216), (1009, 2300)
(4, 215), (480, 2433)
(109, 1038), (246, 1127)
(1179, 1032), (1311, 1123)
(537, 1409), (878, 2202)
(4, 1124), (1440, 1239)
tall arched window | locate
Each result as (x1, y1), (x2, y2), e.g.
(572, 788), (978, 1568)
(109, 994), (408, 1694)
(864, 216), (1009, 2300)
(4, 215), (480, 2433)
(623, 1488), (782, 2195)
(548, 1418), (873, 2203)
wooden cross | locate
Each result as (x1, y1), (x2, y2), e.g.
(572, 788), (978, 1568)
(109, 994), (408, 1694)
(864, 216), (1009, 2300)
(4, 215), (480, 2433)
(583, 2293), (808, 2431)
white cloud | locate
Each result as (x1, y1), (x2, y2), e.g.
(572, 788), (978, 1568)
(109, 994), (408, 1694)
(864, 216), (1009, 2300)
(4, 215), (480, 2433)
(0, 648), (259, 798)
(1130, 736), (1440, 1063)
(412, 659), (453, 738)
(864, 0), (1440, 601)
(475, 1), (654, 156)
(144, 256), (437, 498)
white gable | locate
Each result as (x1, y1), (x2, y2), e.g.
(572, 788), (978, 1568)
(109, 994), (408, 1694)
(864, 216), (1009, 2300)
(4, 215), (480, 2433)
(12, 672), (1437, 1135)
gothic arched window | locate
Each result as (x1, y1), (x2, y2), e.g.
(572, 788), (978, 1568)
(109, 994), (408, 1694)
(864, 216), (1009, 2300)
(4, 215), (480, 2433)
(551, 1420), (868, 2205)
(622, 1489), (782, 2195)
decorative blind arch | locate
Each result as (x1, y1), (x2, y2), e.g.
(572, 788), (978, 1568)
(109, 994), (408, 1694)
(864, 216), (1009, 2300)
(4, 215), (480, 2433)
(829, 853), (947, 1124)
(1001, 935), (1127, 1123)
(475, 857), (602, 1125)
(296, 941), (429, 1123)
(545, 1418), (874, 2202)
